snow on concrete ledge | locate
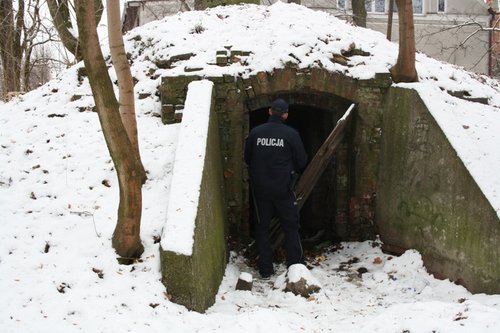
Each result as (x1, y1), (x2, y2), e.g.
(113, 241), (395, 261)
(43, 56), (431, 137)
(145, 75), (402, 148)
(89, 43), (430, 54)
(161, 80), (214, 255)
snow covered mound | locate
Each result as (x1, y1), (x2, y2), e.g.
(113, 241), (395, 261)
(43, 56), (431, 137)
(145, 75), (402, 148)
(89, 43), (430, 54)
(217, 242), (500, 332)
(122, 3), (500, 100)
(274, 263), (322, 298)
(125, 2), (395, 80)
(1, 3), (500, 332)
(127, 2), (500, 217)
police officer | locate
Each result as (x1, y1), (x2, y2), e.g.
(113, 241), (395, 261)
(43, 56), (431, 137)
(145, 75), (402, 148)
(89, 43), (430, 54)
(244, 98), (308, 278)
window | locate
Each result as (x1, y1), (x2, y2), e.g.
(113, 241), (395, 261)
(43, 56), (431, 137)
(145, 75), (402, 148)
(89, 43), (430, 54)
(413, 0), (423, 14)
(438, 0), (446, 13)
(365, 0), (386, 13)
(337, 0), (345, 9)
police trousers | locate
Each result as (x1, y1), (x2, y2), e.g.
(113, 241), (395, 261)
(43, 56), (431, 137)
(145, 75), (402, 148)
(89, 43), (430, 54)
(253, 190), (303, 275)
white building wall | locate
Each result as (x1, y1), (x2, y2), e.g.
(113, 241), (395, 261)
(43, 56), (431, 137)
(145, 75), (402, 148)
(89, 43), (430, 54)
(364, 0), (491, 74)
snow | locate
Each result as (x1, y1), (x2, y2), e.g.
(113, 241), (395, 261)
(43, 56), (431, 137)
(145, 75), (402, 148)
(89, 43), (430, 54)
(287, 264), (309, 283)
(1, 2), (500, 332)
(404, 81), (500, 215)
(340, 103), (355, 122)
(239, 272), (253, 283)
(126, 2), (500, 217)
(272, 263), (322, 293)
(161, 80), (213, 255)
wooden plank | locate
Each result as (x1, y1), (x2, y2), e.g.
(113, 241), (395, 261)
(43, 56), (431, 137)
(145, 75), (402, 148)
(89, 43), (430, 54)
(270, 104), (355, 245)
(295, 103), (355, 208)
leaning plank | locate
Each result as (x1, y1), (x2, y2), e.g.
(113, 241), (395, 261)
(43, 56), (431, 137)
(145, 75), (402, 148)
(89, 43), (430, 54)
(295, 103), (355, 207)
(270, 104), (355, 245)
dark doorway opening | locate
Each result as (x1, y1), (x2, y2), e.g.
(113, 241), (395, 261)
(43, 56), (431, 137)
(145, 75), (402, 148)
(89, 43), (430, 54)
(248, 102), (352, 247)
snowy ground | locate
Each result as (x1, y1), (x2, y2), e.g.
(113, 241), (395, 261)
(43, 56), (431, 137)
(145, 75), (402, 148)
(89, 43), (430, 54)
(1, 3), (500, 333)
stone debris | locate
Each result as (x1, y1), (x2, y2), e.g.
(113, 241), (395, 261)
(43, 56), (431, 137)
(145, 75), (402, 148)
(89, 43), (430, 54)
(235, 272), (253, 291)
(274, 264), (321, 298)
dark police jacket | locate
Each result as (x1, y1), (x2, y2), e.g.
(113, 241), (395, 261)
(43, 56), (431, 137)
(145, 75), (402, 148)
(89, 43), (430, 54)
(244, 115), (307, 197)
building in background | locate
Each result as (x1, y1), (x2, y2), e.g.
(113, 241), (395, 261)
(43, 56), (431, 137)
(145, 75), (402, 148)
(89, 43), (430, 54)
(301, 0), (499, 77)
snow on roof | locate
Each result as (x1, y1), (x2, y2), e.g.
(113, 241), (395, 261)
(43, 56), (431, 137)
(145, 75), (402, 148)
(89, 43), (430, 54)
(128, 2), (396, 80)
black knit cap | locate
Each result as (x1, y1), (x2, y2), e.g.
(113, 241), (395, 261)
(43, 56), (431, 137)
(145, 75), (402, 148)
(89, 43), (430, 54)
(271, 98), (289, 113)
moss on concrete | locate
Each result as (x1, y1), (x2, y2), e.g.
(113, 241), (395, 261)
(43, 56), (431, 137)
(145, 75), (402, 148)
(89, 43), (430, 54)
(377, 87), (500, 293)
(160, 76), (201, 124)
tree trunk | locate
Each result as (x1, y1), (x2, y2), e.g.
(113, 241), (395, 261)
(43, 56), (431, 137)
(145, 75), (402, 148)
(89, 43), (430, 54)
(390, 0), (418, 83)
(47, 0), (82, 61)
(22, 45), (33, 91)
(387, 0), (394, 40)
(21, 0), (43, 92)
(1, 0), (54, 96)
(107, 0), (145, 177)
(0, 0), (23, 94)
(194, 0), (207, 10)
(48, 0), (103, 62)
(179, 0), (191, 12)
(352, 0), (367, 28)
(75, 0), (144, 259)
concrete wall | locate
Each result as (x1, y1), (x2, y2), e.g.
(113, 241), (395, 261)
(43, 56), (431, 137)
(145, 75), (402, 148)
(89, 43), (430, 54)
(159, 83), (227, 313)
(446, 0), (487, 14)
(377, 87), (500, 294)
(159, 66), (500, 306)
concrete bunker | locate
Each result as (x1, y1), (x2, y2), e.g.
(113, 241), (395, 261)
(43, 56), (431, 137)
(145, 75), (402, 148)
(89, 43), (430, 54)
(159, 66), (500, 312)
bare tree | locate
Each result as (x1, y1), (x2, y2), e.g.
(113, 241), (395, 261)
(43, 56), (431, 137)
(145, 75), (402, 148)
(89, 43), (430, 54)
(0, 58), (3, 96)
(21, 0), (54, 91)
(0, 0), (23, 94)
(75, 0), (146, 259)
(47, 0), (103, 62)
(107, 0), (146, 174)
(28, 43), (52, 89)
(0, 0), (56, 97)
(416, 12), (500, 77)
(390, 0), (418, 83)
(194, 0), (207, 10)
(179, 0), (191, 12)
(491, 7), (500, 77)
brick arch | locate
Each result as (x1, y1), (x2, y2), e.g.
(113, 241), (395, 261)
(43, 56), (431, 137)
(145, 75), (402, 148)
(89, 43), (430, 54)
(240, 68), (382, 110)
(245, 98), (353, 243)
(246, 91), (353, 114)
(237, 68), (391, 243)
(159, 67), (392, 243)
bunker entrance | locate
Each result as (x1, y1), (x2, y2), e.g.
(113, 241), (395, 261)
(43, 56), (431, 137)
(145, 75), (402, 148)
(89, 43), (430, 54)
(248, 102), (353, 247)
